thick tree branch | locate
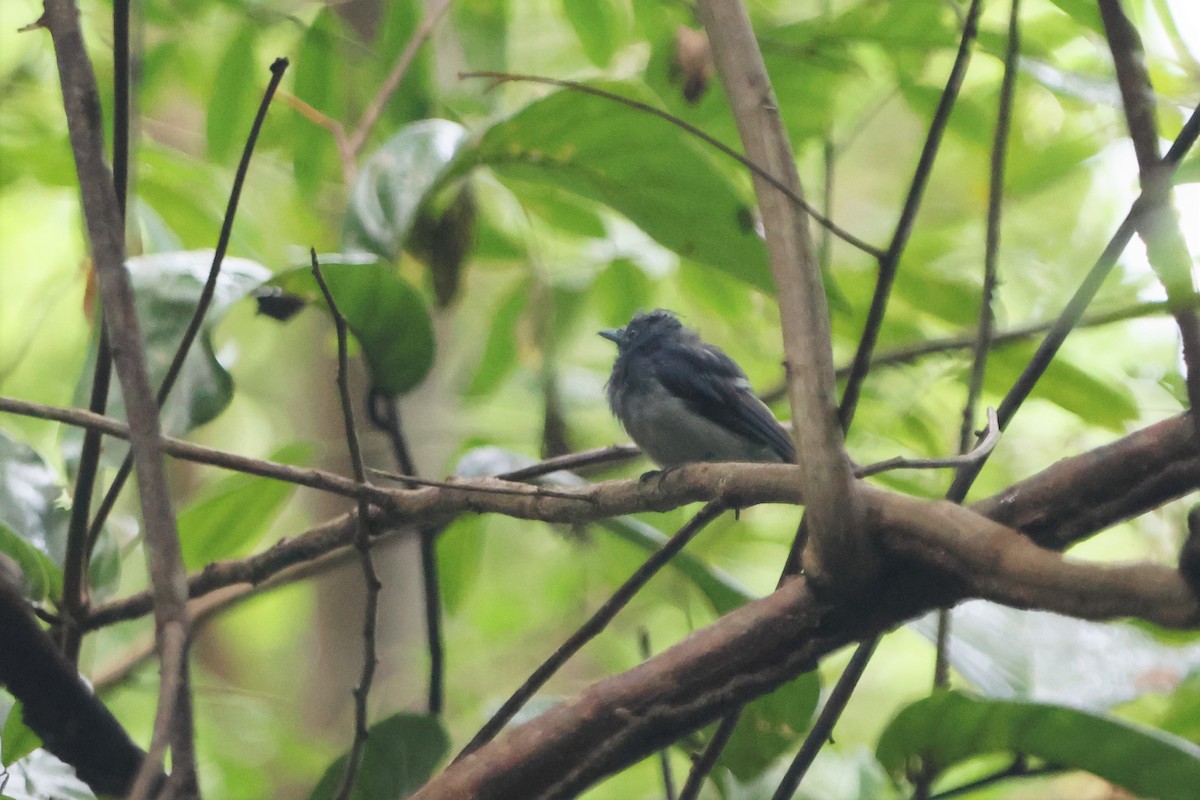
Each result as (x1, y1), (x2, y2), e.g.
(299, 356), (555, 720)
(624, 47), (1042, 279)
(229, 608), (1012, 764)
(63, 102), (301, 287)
(698, 0), (865, 591)
(412, 470), (1200, 799)
(40, 0), (194, 790)
(0, 570), (160, 797)
(82, 411), (1199, 634)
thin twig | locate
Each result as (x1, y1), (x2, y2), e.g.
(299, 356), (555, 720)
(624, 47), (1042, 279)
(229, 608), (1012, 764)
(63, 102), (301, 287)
(57, 0), (132, 666)
(496, 444), (642, 481)
(455, 502), (726, 760)
(926, 756), (1061, 800)
(311, 251), (382, 800)
(678, 712), (739, 800)
(838, 0), (984, 431)
(761, 294), (1200, 405)
(0, 395), (395, 506)
(932, 0), (1021, 713)
(769, 638), (879, 800)
(460, 70), (885, 260)
(366, 467), (590, 500)
(368, 392), (444, 716)
(345, 0), (456, 158)
(638, 630), (677, 800)
(85, 58), (290, 559)
(948, 99), (1200, 497)
(855, 409), (999, 478)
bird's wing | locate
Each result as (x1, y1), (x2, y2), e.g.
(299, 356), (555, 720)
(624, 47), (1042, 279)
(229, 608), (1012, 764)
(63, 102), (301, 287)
(653, 343), (797, 463)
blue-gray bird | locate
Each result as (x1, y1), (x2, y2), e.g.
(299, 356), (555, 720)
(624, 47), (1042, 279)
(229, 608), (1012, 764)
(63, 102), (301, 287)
(600, 309), (796, 467)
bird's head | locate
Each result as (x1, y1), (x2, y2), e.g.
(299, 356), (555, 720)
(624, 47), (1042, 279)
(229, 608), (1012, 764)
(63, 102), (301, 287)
(598, 309), (684, 355)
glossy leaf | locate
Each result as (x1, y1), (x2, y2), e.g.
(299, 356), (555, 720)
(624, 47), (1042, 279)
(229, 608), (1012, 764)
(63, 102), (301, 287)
(1044, 0), (1105, 33)
(1, 701), (39, 768)
(272, 256), (435, 396)
(877, 690), (1200, 800)
(178, 443), (313, 568)
(909, 601), (1200, 709)
(308, 713), (449, 800)
(459, 81), (774, 293)
(0, 430), (68, 599)
(79, 251), (271, 437)
(436, 513), (486, 614)
(344, 119), (470, 262)
(0, 524), (60, 603)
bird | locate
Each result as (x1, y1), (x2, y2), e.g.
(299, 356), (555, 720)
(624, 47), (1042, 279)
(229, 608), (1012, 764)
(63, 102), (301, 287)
(599, 309), (796, 467)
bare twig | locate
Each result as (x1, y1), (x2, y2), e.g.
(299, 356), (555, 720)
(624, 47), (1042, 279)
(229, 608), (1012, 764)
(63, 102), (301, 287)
(638, 630), (677, 800)
(0, 395), (393, 506)
(366, 467), (590, 500)
(459, 71), (885, 259)
(854, 408), (1000, 478)
(455, 502), (726, 760)
(86, 57), (289, 561)
(949, 99), (1200, 498)
(838, 0), (984, 432)
(496, 444), (642, 481)
(368, 392), (444, 716)
(58, 0), (132, 663)
(346, 0), (455, 156)
(932, 0), (1022, 712)
(311, 251), (382, 800)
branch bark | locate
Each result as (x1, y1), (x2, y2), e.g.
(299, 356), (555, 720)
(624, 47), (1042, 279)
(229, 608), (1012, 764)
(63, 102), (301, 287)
(697, 0), (866, 591)
(411, 421), (1200, 798)
(40, 0), (194, 790)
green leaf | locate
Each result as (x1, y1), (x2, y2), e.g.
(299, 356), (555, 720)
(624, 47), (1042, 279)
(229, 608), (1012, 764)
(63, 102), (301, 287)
(563, 0), (619, 67)
(598, 516), (754, 615)
(272, 256), (435, 396)
(1044, 0), (1105, 33)
(460, 81), (774, 293)
(78, 251), (271, 436)
(0, 524), (60, 603)
(375, 0), (434, 129)
(0, 430), (69, 600)
(1, 701), (40, 768)
(876, 690), (1200, 800)
(178, 443), (312, 568)
(293, 10), (341, 192)
(465, 278), (530, 398)
(308, 713), (449, 800)
(206, 25), (258, 163)
(436, 514), (485, 614)
(987, 343), (1139, 431)
(344, 120), (470, 262)
(717, 671), (821, 781)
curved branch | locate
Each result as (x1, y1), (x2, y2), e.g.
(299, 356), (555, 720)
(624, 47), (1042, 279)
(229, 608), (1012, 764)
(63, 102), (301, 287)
(411, 470), (1200, 799)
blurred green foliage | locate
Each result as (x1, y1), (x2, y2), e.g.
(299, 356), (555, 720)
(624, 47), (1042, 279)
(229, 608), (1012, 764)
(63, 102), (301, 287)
(1, 0), (1198, 797)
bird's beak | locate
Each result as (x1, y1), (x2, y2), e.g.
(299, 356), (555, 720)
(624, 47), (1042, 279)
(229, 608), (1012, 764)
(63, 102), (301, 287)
(598, 328), (623, 343)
